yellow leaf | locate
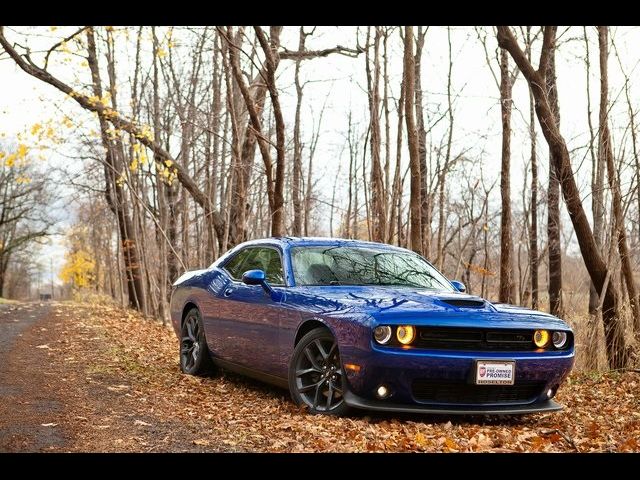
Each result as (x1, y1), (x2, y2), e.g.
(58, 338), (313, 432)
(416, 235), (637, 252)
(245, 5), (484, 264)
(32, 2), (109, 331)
(17, 143), (28, 158)
(100, 92), (111, 108)
(31, 123), (42, 135)
(415, 432), (428, 448)
(156, 47), (167, 58)
(444, 437), (458, 450)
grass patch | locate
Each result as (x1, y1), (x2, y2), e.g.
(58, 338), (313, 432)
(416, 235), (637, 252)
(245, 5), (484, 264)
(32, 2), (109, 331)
(0, 297), (18, 304)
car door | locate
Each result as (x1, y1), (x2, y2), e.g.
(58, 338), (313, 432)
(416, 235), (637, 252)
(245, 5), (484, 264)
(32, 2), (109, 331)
(216, 246), (286, 375)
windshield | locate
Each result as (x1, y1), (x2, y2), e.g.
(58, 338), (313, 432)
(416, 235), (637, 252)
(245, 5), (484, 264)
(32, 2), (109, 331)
(291, 246), (455, 291)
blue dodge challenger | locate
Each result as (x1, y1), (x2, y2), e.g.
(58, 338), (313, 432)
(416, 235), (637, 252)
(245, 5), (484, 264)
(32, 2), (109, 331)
(170, 237), (574, 416)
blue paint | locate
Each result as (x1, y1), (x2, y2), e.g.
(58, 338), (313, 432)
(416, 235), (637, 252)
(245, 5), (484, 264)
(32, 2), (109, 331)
(170, 237), (575, 413)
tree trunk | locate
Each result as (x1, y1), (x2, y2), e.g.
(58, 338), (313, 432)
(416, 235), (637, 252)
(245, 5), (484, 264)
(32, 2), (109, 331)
(415, 27), (430, 257)
(584, 27), (605, 315)
(388, 81), (405, 245)
(255, 26), (286, 237)
(545, 41), (564, 318)
(292, 27), (306, 237)
(528, 82), (539, 309)
(366, 27), (386, 242)
(152, 27), (168, 322)
(598, 26), (640, 323)
(498, 47), (516, 304)
(435, 28), (455, 269)
(403, 26), (423, 254)
(382, 28), (392, 242)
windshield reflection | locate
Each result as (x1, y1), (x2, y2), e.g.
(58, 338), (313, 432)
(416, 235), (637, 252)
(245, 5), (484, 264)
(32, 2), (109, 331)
(291, 246), (454, 292)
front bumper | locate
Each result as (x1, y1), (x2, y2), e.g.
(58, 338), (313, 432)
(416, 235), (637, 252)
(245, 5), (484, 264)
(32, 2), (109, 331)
(341, 344), (574, 414)
(344, 390), (563, 414)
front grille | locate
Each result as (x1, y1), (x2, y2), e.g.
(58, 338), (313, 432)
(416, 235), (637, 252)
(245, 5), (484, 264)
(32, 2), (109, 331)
(416, 327), (536, 351)
(412, 379), (544, 405)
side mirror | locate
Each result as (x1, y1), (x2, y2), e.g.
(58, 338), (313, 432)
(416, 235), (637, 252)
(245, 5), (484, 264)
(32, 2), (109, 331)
(450, 280), (466, 293)
(241, 269), (278, 299)
(242, 269), (266, 286)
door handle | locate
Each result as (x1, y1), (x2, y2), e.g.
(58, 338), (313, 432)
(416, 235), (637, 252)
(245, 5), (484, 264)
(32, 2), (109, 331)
(223, 287), (234, 297)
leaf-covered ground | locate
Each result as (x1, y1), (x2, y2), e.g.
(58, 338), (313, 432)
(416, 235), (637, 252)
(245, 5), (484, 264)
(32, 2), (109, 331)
(3, 301), (640, 452)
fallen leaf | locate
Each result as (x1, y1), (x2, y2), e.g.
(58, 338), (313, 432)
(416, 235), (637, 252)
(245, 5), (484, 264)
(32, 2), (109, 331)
(444, 437), (458, 450)
(415, 432), (428, 448)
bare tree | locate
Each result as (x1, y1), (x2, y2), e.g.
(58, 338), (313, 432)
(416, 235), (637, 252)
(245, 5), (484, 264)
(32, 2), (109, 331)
(545, 30), (564, 318)
(86, 28), (145, 310)
(366, 27), (386, 242)
(526, 27), (540, 309)
(403, 26), (423, 254)
(497, 26), (629, 368)
(598, 26), (640, 322)
(498, 45), (517, 304)
(291, 27), (308, 237)
(0, 152), (53, 296)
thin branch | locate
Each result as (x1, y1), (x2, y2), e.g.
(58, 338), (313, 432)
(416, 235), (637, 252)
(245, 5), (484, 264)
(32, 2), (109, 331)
(44, 26), (89, 70)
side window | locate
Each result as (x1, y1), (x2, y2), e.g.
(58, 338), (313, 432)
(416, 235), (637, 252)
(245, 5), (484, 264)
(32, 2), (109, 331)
(223, 247), (285, 286)
(259, 248), (285, 285)
(223, 248), (255, 280)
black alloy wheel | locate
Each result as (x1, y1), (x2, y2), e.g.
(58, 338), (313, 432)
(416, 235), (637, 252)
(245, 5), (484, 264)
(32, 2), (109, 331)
(180, 307), (214, 375)
(289, 327), (350, 416)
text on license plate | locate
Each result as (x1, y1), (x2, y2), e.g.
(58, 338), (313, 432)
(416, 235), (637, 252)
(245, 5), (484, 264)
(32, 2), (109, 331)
(475, 360), (515, 385)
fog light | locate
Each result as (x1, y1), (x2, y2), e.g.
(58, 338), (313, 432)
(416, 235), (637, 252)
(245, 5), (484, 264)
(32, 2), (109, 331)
(396, 325), (416, 345)
(546, 388), (554, 399)
(552, 331), (568, 349)
(374, 325), (392, 344)
(376, 385), (390, 399)
(533, 329), (550, 348)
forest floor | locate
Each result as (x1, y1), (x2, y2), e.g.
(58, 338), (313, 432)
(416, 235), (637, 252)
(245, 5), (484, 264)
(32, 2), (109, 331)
(0, 300), (639, 453)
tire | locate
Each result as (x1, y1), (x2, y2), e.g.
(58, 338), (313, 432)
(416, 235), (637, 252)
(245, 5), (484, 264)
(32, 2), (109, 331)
(288, 327), (351, 416)
(180, 307), (215, 376)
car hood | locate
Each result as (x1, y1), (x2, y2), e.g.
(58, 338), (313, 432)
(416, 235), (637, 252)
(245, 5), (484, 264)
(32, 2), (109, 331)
(294, 285), (569, 330)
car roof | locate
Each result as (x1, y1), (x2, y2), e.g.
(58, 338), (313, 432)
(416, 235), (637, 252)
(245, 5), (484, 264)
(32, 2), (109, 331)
(241, 236), (415, 253)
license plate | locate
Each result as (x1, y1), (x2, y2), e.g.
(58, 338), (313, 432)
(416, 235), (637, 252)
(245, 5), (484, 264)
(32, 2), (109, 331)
(475, 360), (515, 385)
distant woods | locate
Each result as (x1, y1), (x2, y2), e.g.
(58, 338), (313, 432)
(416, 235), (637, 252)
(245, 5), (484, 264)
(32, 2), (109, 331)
(1, 26), (639, 369)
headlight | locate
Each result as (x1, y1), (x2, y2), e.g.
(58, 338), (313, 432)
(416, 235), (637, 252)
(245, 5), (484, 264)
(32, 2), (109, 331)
(374, 326), (392, 344)
(533, 329), (550, 348)
(552, 331), (568, 349)
(396, 325), (416, 345)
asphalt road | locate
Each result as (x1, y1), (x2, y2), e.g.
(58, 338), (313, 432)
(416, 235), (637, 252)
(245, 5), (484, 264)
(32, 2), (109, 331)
(0, 302), (68, 452)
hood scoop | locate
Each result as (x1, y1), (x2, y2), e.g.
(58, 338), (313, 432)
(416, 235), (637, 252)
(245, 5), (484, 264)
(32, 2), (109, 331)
(440, 298), (486, 309)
